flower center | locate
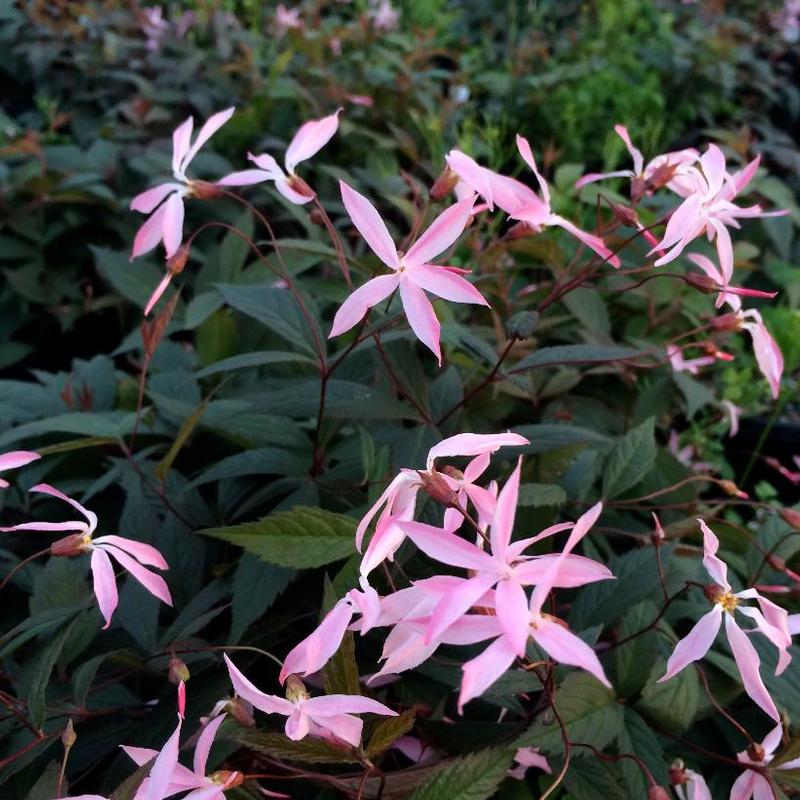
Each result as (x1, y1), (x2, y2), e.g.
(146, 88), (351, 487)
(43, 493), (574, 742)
(716, 591), (738, 613)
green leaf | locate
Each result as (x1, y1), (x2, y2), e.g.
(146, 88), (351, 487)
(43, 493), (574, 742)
(614, 601), (659, 698)
(562, 288), (610, 337)
(515, 673), (620, 753)
(154, 394), (213, 480)
(617, 708), (669, 796)
(231, 729), (359, 764)
(195, 350), (316, 379)
(602, 416), (657, 498)
(407, 747), (516, 800)
(0, 604), (85, 660)
(637, 658), (699, 731)
(231, 555), (295, 643)
(512, 424), (611, 454)
(26, 616), (80, 728)
(109, 759), (153, 800)
(72, 651), (122, 709)
(199, 506), (357, 568)
(512, 344), (643, 372)
(517, 483), (567, 507)
(23, 760), (61, 800)
(563, 756), (626, 800)
(92, 246), (166, 309)
(365, 709), (417, 757)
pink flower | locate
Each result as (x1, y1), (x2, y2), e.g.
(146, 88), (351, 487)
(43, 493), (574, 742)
(218, 110), (341, 205)
(369, 0), (399, 30)
(0, 483), (171, 628)
(225, 655), (397, 747)
(0, 450), (39, 488)
(355, 432), (528, 576)
(673, 767), (712, 800)
(737, 309), (784, 399)
(650, 145), (786, 274)
(730, 728), (800, 800)
(447, 138), (621, 267)
(722, 399), (742, 437)
(509, 747), (551, 780)
(575, 125), (698, 193)
(131, 107), (234, 260)
(659, 521), (791, 725)
(274, 4), (303, 35)
(667, 344), (718, 376)
(330, 182), (489, 364)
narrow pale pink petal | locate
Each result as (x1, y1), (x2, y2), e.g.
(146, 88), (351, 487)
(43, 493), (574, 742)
(699, 519), (731, 589)
(685, 771), (712, 800)
(249, 152), (284, 177)
(490, 458), (521, 559)
(532, 618), (611, 687)
(709, 218), (733, 285)
(737, 605), (791, 675)
(355, 472), (412, 552)
(0, 451), (39, 474)
(515, 135), (550, 206)
(687, 252), (723, 285)
(0, 521), (88, 533)
(463, 451), (492, 484)
(120, 745), (159, 766)
(144, 716), (183, 800)
(511, 747), (552, 778)
(305, 694), (396, 718)
(144, 273), (174, 317)
(505, 522), (574, 560)
(729, 155), (761, 197)
(311, 712), (363, 747)
(92, 535), (168, 569)
(99, 544), (172, 606)
(131, 183), (182, 213)
(398, 277), (441, 364)
(91, 548), (118, 630)
(515, 554), (613, 588)
(488, 172), (538, 215)
(458, 634), (517, 712)
(729, 770), (758, 800)
(162, 193), (185, 258)
(131, 204), (168, 259)
(216, 169), (270, 187)
(404, 196), (475, 268)
(409, 264), (489, 306)
(446, 150), (494, 210)
(339, 181), (399, 269)
(725, 613), (781, 723)
(745, 319), (783, 399)
(329, 274), (399, 337)
(574, 169), (633, 189)
(180, 787), (225, 800)
(614, 125), (644, 175)
(700, 144), (726, 197)
(424, 574), (498, 645)
(397, 521), (496, 572)
(495, 578), (530, 656)
(652, 193), (705, 253)
(172, 117), (194, 176)
(284, 109), (342, 174)
(180, 107), (235, 174)
(285, 708), (310, 740)
(659, 606), (722, 682)
(279, 599), (354, 683)
(193, 713), (226, 777)
(550, 216), (621, 268)
(274, 175), (315, 205)
(426, 432), (528, 469)
(224, 655), (295, 716)
(29, 483), (97, 529)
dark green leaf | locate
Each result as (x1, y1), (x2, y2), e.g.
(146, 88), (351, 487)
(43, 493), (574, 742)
(602, 417), (657, 498)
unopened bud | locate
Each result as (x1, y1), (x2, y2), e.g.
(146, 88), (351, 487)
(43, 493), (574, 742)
(669, 760), (687, 785)
(309, 208), (326, 227)
(430, 167), (459, 201)
(646, 162), (680, 193)
(611, 203), (640, 228)
(779, 508), (800, 531)
(710, 312), (742, 332)
(719, 479), (748, 499)
(189, 180), (222, 200)
(747, 742), (765, 763)
(50, 534), (87, 558)
(210, 770), (245, 788)
(684, 273), (718, 294)
(630, 175), (647, 203)
(285, 675), (309, 703)
(647, 786), (671, 800)
(650, 513), (666, 545)
(62, 719), (77, 748)
(417, 470), (459, 507)
(167, 244), (190, 276)
(767, 553), (787, 571)
(286, 174), (315, 201)
(506, 221), (534, 240)
(227, 697), (256, 728)
(169, 656), (190, 685)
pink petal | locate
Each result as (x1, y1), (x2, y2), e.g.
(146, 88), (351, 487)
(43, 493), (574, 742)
(91, 548), (118, 630)
(699, 519), (731, 589)
(131, 183), (182, 214)
(687, 252), (724, 285)
(495, 578), (530, 656)
(144, 273), (174, 317)
(745, 318), (783, 399)
(279, 598), (354, 683)
(329, 274), (399, 338)
(685, 771), (712, 800)
(488, 172), (539, 215)
(92, 535), (168, 569)
(311, 712), (363, 747)
(305, 694), (396, 718)
(614, 125), (644, 175)
(515, 135), (550, 206)
(532, 617), (610, 687)
(426, 432), (528, 470)
(181, 787), (225, 800)
(216, 169), (270, 187)
(285, 708), (310, 740)
(284, 109), (342, 174)
(515, 554), (613, 588)
(458, 634), (517, 712)
(659, 606), (722, 682)
(408, 264), (489, 306)
(131, 203), (168, 260)
(700, 144), (726, 197)
(424, 574), (498, 645)
(445, 150), (494, 210)
(398, 521), (495, 572)
(651, 193), (704, 256)
(511, 747), (552, 778)
(0, 520), (88, 534)
(550, 216), (620, 268)
(172, 117), (194, 176)
(729, 770), (759, 800)
(398, 277), (441, 364)
(121, 745), (159, 766)
(709, 218), (733, 286)
(404, 196), (475, 268)
(505, 522), (575, 561)
(193, 713), (226, 777)
(30, 483), (98, 530)
(725, 614), (780, 723)
(730, 155), (761, 197)
(339, 181), (399, 269)
(489, 458), (521, 560)
(574, 170), (633, 189)
(249, 152), (284, 177)
(99, 544), (172, 607)
(0, 450), (39, 474)
(224, 655), (295, 716)
(737, 605), (791, 675)
(274, 175), (315, 205)
(162, 193), (185, 259)
(180, 107), (235, 174)
(144, 716), (183, 800)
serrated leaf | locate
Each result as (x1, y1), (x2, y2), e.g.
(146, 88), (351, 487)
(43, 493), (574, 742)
(232, 729), (359, 764)
(614, 601), (659, 698)
(563, 755), (626, 800)
(365, 710), (417, 757)
(602, 417), (657, 498)
(199, 506), (357, 568)
(637, 658), (699, 731)
(407, 746), (516, 800)
(512, 344), (643, 372)
(231, 555), (294, 643)
(195, 350), (316, 379)
(617, 708), (669, 796)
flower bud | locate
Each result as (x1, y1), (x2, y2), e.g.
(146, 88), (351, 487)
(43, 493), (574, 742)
(684, 273), (718, 294)
(747, 742), (765, 763)
(779, 508), (800, 531)
(62, 719), (77, 749)
(506, 221), (534, 239)
(647, 786), (671, 800)
(650, 513), (666, 545)
(286, 174), (315, 201)
(669, 760), (687, 785)
(210, 770), (245, 788)
(646, 162), (679, 193)
(169, 656), (191, 685)
(718, 479), (748, 499)
(189, 180), (222, 200)
(309, 208), (326, 227)
(285, 675), (309, 703)
(167, 244), (190, 276)
(710, 312), (742, 332)
(610, 204), (640, 228)
(227, 697), (256, 728)
(430, 166), (459, 200)
(417, 469), (459, 507)
(50, 534), (87, 558)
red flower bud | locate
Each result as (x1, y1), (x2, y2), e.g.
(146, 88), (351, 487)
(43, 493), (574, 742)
(50, 534), (86, 558)
(189, 180), (222, 200)
(779, 508), (800, 531)
(684, 273), (718, 294)
(169, 657), (191, 685)
(417, 470), (459, 507)
(430, 166), (459, 200)
(287, 174), (315, 200)
(648, 786), (671, 800)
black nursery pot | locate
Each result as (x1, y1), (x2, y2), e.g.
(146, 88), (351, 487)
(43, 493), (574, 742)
(725, 416), (800, 505)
